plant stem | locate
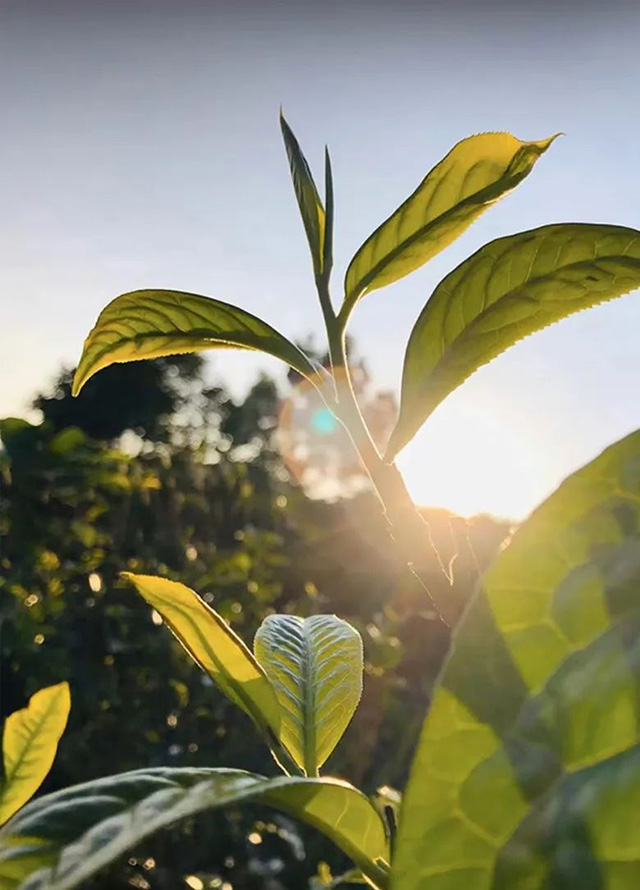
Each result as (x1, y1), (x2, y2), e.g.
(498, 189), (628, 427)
(319, 306), (452, 626)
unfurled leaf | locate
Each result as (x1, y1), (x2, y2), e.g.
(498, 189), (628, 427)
(392, 429), (640, 890)
(388, 223), (640, 458)
(0, 683), (70, 826)
(121, 574), (281, 737)
(342, 132), (557, 318)
(0, 768), (390, 890)
(254, 615), (363, 776)
(281, 112), (327, 280)
(72, 290), (319, 396)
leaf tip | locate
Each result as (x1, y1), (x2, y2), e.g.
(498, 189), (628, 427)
(71, 368), (84, 398)
(542, 130), (566, 151)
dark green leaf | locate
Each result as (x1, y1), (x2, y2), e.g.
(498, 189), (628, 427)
(392, 429), (640, 890)
(0, 768), (390, 890)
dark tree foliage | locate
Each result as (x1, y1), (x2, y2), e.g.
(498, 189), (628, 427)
(0, 355), (509, 890)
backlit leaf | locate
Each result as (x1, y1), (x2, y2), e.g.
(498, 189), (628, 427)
(0, 768), (390, 890)
(254, 615), (363, 775)
(392, 429), (640, 890)
(388, 223), (640, 458)
(72, 290), (319, 396)
(281, 112), (327, 280)
(121, 574), (281, 738)
(342, 132), (557, 318)
(0, 684), (70, 826)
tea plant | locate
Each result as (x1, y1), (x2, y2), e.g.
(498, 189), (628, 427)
(1, 115), (640, 889)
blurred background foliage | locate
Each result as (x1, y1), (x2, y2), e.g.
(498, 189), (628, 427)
(0, 350), (510, 890)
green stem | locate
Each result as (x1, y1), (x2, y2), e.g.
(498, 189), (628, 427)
(320, 290), (452, 625)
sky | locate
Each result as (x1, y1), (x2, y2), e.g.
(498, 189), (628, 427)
(1, 0), (639, 519)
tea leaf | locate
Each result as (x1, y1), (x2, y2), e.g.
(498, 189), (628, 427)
(342, 132), (557, 318)
(255, 615), (363, 775)
(281, 111), (327, 280)
(393, 429), (640, 890)
(121, 574), (281, 737)
(0, 769), (390, 890)
(388, 223), (640, 458)
(0, 684), (70, 826)
(72, 290), (319, 396)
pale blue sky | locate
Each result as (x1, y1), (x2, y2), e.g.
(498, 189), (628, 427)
(1, 0), (639, 517)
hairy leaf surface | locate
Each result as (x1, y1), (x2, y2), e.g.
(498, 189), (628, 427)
(281, 112), (327, 280)
(342, 132), (556, 317)
(388, 223), (640, 457)
(392, 430), (640, 890)
(121, 574), (281, 736)
(0, 684), (70, 827)
(72, 290), (318, 396)
(0, 768), (389, 890)
(254, 615), (363, 775)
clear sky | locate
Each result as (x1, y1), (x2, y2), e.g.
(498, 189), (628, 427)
(1, 0), (639, 518)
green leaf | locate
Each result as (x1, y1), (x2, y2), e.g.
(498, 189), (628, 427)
(392, 429), (640, 890)
(388, 223), (640, 458)
(0, 768), (390, 890)
(72, 290), (319, 396)
(0, 684), (70, 826)
(121, 574), (281, 738)
(342, 132), (557, 318)
(323, 146), (334, 278)
(281, 111), (327, 280)
(254, 615), (363, 776)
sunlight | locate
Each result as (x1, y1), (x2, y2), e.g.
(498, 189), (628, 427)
(396, 393), (557, 521)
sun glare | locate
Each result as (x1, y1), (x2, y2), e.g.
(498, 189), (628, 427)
(396, 394), (557, 521)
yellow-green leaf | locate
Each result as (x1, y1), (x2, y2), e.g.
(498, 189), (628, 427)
(72, 290), (319, 396)
(392, 429), (640, 890)
(0, 769), (390, 890)
(254, 615), (363, 776)
(281, 111), (327, 280)
(121, 574), (281, 737)
(342, 132), (557, 319)
(388, 223), (640, 458)
(0, 683), (70, 826)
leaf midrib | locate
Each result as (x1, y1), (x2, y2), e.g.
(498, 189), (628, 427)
(2, 688), (62, 789)
(301, 621), (318, 777)
(343, 170), (522, 309)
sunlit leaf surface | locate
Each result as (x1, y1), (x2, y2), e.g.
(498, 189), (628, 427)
(72, 290), (318, 396)
(0, 768), (389, 890)
(255, 615), (363, 775)
(0, 683), (70, 826)
(342, 132), (557, 317)
(392, 430), (640, 890)
(388, 223), (640, 458)
(121, 574), (281, 736)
